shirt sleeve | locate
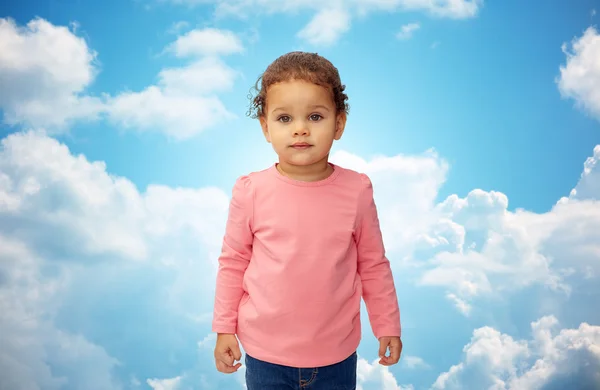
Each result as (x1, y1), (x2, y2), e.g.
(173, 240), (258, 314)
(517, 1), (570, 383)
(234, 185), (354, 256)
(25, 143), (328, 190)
(355, 173), (402, 339)
(212, 175), (254, 334)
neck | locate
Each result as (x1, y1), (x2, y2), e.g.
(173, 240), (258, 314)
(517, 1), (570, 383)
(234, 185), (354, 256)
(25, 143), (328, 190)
(276, 157), (333, 182)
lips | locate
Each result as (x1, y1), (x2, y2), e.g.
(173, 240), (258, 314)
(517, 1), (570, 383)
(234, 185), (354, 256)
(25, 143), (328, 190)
(291, 142), (312, 149)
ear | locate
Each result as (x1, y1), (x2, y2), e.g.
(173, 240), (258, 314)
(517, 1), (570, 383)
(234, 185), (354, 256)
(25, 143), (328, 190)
(334, 112), (347, 140)
(259, 115), (271, 143)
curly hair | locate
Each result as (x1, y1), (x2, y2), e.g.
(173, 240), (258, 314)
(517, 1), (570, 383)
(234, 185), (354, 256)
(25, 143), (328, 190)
(247, 51), (349, 119)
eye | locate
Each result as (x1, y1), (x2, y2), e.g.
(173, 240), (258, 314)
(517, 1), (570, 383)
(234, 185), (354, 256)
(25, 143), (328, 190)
(277, 115), (291, 123)
(309, 114), (323, 121)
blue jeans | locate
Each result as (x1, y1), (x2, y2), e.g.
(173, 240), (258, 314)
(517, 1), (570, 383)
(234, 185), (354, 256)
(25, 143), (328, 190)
(245, 351), (357, 389)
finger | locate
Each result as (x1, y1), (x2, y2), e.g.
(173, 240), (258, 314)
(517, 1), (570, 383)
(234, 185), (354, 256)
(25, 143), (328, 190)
(217, 362), (238, 374)
(390, 344), (401, 364)
(378, 340), (388, 358)
(393, 339), (403, 362)
(216, 359), (241, 374)
(231, 343), (242, 361)
(219, 350), (234, 366)
(378, 356), (392, 366)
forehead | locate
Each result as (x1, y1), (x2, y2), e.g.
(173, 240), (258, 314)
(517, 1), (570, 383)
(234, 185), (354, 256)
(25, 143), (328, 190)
(266, 80), (333, 108)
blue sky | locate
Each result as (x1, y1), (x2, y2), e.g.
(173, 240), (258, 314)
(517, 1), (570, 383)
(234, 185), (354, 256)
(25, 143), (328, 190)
(1, 0), (600, 389)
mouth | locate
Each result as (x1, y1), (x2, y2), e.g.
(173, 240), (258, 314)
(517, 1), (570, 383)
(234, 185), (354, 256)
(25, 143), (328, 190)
(290, 143), (312, 149)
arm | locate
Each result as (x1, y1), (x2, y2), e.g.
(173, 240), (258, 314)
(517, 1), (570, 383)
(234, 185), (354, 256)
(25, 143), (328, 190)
(212, 176), (254, 334)
(355, 174), (401, 339)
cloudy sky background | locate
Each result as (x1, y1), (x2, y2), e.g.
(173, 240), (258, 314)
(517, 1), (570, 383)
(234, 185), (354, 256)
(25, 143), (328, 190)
(1, 0), (600, 389)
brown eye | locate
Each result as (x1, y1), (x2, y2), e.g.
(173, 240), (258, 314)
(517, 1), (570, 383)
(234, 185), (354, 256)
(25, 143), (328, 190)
(309, 114), (322, 121)
(278, 116), (291, 123)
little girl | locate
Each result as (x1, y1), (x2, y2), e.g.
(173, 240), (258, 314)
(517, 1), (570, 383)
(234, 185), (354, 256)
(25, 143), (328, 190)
(212, 51), (402, 389)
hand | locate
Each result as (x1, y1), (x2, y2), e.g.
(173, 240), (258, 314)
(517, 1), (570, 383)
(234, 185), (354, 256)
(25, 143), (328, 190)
(214, 333), (243, 373)
(378, 336), (402, 366)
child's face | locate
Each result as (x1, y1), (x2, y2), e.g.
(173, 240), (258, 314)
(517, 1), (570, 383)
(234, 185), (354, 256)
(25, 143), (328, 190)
(260, 79), (346, 169)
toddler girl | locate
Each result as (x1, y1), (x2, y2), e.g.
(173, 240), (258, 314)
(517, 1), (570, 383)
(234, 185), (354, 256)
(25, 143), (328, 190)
(212, 51), (402, 389)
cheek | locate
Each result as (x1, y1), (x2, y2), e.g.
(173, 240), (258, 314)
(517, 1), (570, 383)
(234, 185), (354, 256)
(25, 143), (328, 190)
(314, 122), (337, 138)
(268, 128), (287, 144)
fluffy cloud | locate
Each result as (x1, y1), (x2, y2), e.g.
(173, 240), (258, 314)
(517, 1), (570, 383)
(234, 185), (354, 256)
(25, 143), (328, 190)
(417, 188), (571, 315)
(0, 17), (104, 129)
(1, 128), (599, 388)
(197, 0), (484, 19)
(417, 170), (600, 316)
(514, 144), (600, 283)
(296, 8), (351, 47)
(330, 149), (449, 256)
(0, 233), (124, 390)
(357, 356), (415, 390)
(106, 86), (234, 140)
(157, 0), (483, 46)
(107, 28), (242, 140)
(402, 355), (430, 370)
(147, 376), (182, 390)
(350, 0), (482, 18)
(334, 144), (600, 321)
(0, 130), (231, 388)
(557, 26), (600, 122)
(0, 17), (242, 139)
(564, 144), (600, 201)
(396, 23), (420, 40)
(167, 27), (244, 57)
(432, 316), (600, 389)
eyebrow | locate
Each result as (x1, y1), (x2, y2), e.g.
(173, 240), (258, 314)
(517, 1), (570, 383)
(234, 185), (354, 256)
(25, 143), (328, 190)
(310, 105), (331, 112)
(271, 105), (331, 114)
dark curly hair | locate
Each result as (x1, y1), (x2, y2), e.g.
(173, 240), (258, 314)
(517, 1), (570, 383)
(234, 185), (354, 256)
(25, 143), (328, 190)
(247, 51), (349, 119)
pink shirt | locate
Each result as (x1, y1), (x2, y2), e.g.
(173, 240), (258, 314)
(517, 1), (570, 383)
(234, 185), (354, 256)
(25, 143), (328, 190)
(212, 163), (401, 368)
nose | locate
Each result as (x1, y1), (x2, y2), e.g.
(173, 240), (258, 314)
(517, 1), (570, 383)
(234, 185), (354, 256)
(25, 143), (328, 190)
(294, 120), (309, 136)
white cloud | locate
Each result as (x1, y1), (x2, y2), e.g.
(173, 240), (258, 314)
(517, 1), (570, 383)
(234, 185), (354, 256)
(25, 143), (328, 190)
(329, 149), (582, 319)
(297, 8), (351, 46)
(0, 233), (124, 390)
(330, 149), (449, 256)
(168, 27), (244, 57)
(402, 355), (430, 369)
(329, 141), (600, 322)
(147, 376), (182, 390)
(417, 187), (578, 315)
(0, 17), (104, 130)
(167, 21), (190, 35)
(563, 144), (600, 201)
(157, 0), (482, 46)
(351, 0), (483, 19)
(412, 141), (600, 314)
(445, 292), (472, 315)
(1, 131), (599, 388)
(107, 87), (234, 140)
(0, 18), (242, 140)
(0, 130), (233, 388)
(207, 0), (484, 19)
(197, 333), (217, 349)
(107, 28), (242, 140)
(0, 127), (228, 295)
(432, 316), (600, 389)
(333, 146), (596, 321)
(396, 22), (420, 40)
(557, 26), (600, 122)
(357, 355), (415, 390)
(158, 57), (239, 95)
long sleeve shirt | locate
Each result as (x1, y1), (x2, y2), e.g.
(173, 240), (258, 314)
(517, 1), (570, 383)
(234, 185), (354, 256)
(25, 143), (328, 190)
(211, 163), (401, 368)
